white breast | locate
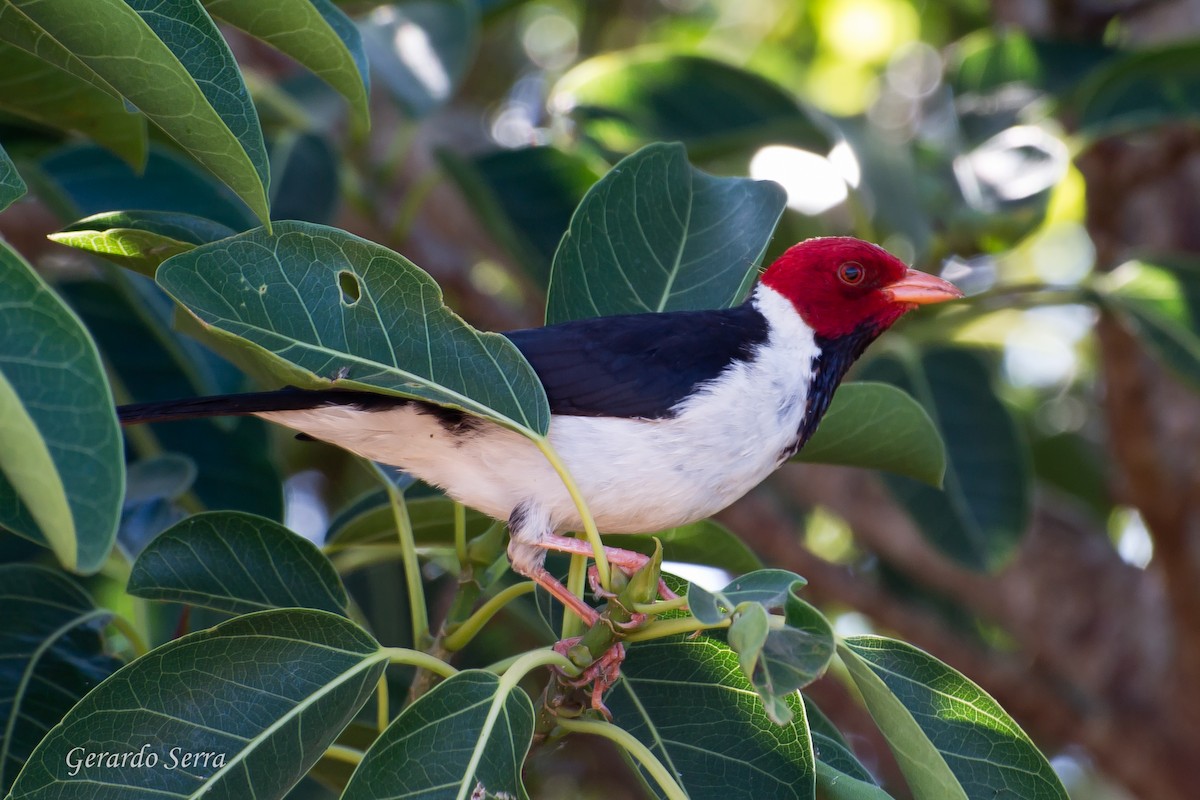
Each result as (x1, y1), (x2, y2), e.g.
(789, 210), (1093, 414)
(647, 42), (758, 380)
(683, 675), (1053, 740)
(260, 285), (817, 535)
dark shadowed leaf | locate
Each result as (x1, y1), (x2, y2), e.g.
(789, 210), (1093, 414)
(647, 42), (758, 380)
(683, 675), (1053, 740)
(606, 519), (763, 575)
(547, 142), (786, 323)
(436, 146), (604, 285)
(839, 637), (1068, 800)
(862, 348), (1030, 570)
(204, 0), (370, 131)
(341, 670), (533, 800)
(804, 697), (889, 797)
(8, 610), (387, 800)
(61, 278), (283, 519)
(13, 0), (271, 223)
(269, 132), (340, 224)
(0, 565), (122, 795)
(610, 631), (816, 799)
(551, 50), (830, 157)
(41, 144), (258, 232)
(796, 382), (945, 487)
(1094, 257), (1200, 389)
(0, 143), (27, 212)
(1071, 42), (1200, 142)
(359, 0), (478, 118)
(0, 242), (123, 574)
(156, 221), (551, 435)
(128, 511), (349, 616)
(325, 491), (493, 548)
(51, 210), (236, 277)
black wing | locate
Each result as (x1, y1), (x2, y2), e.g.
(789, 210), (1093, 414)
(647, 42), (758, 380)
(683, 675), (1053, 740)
(503, 303), (768, 419)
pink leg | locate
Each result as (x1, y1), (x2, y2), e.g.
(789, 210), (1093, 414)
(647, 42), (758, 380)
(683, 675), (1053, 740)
(528, 565), (601, 627)
(539, 533), (680, 602)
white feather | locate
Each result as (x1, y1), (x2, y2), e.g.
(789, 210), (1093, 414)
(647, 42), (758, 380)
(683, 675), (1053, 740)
(259, 285), (817, 540)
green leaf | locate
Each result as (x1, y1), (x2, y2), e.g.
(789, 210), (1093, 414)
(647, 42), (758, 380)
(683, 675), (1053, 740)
(1094, 257), (1200, 388)
(796, 382), (946, 487)
(341, 670), (533, 800)
(839, 636), (1067, 800)
(0, 565), (122, 795)
(360, 0), (478, 119)
(862, 348), (1031, 571)
(610, 632), (816, 799)
(605, 519), (763, 575)
(7, 609), (387, 800)
(61, 278), (283, 519)
(804, 697), (887, 795)
(436, 145), (604, 285)
(13, 0), (271, 224)
(0, 40), (145, 167)
(204, 0), (370, 132)
(1071, 42), (1200, 141)
(269, 131), (340, 224)
(551, 49), (830, 158)
(687, 569), (808, 625)
(547, 142), (786, 323)
(156, 221), (551, 435)
(41, 144), (258, 232)
(0, 242), (123, 574)
(326, 492), (492, 548)
(128, 511), (349, 616)
(0, 143), (27, 212)
(50, 210), (234, 277)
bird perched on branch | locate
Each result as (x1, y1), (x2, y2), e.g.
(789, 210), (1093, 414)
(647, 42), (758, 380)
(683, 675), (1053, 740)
(119, 237), (961, 625)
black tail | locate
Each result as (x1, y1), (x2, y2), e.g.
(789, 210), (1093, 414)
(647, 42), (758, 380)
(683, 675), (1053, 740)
(118, 388), (406, 426)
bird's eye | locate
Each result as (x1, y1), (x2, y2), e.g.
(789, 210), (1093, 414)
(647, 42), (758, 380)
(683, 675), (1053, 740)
(838, 261), (865, 285)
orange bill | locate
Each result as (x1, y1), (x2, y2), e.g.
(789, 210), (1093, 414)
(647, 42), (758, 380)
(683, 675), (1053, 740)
(884, 268), (964, 305)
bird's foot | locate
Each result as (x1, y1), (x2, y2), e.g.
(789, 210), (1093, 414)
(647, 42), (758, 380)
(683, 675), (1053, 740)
(551, 637), (626, 719)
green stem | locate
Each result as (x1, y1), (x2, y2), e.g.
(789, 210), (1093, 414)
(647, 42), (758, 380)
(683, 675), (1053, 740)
(563, 552), (589, 639)
(555, 717), (688, 800)
(443, 582), (537, 652)
(623, 615), (731, 644)
(485, 648), (578, 677)
(631, 595), (689, 615)
(531, 436), (610, 590)
(376, 674), (390, 732)
(453, 501), (468, 568)
(383, 479), (431, 649)
(321, 744), (365, 766)
(106, 613), (149, 658)
(383, 647), (459, 678)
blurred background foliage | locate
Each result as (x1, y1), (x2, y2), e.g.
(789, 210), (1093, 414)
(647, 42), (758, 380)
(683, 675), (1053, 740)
(4, 0), (1200, 798)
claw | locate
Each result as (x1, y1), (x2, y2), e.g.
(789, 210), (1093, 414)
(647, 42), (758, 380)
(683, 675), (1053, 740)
(553, 638), (627, 716)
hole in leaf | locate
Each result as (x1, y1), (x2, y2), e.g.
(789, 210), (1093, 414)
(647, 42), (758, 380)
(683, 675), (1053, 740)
(338, 271), (361, 305)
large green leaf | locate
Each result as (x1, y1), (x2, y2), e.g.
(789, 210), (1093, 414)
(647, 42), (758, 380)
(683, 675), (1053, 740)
(360, 0), (478, 119)
(0, 565), (122, 795)
(862, 348), (1030, 571)
(804, 697), (891, 799)
(6, 610), (387, 800)
(128, 511), (349, 616)
(0, 143), (26, 213)
(156, 221), (551, 435)
(204, 0), (369, 131)
(547, 142), (786, 323)
(40, 144), (258, 232)
(0, 242), (123, 574)
(436, 145), (604, 285)
(0, 40), (145, 167)
(341, 670), (534, 800)
(610, 632), (816, 800)
(1094, 257), (1200, 389)
(1071, 42), (1200, 141)
(796, 382), (946, 487)
(551, 50), (830, 158)
(50, 210), (236, 277)
(839, 637), (1067, 800)
(13, 0), (270, 224)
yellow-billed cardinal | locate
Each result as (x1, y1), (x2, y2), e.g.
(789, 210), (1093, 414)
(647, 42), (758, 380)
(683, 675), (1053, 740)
(119, 237), (962, 623)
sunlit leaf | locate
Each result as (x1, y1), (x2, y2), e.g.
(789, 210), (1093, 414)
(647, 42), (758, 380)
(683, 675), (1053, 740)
(7, 610), (387, 800)
(156, 221), (551, 435)
(0, 242), (123, 574)
(51, 211), (235, 277)
(547, 142), (786, 323)
(13, 0), (270, 224)
(341, 670), (533, 800)
(128, 511), (349, 616)
(0, 565), (121, 795)
(204, 0), (370, 131)
(839, 636), (1068, 800)
(796, 382), (945, 487)
(862, 348), (1030, 570)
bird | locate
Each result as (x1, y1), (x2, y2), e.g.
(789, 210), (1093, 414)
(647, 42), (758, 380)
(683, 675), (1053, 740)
(119, 236), (962, 626)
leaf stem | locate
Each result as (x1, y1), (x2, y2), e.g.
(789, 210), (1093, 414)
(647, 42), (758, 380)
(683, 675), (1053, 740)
(554, 717), (688, 800)
(106, 613), (149, 658)
(375, 674), (390, 732)
(623, 615), (732, 643)
(321, 744), (366, 766)
(382, 478), (431, 649)
(443, 582), (537, 652)
(453, 501), (468, 568)
(631, 595), (690, 615)
(382, 647), (459, 678)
